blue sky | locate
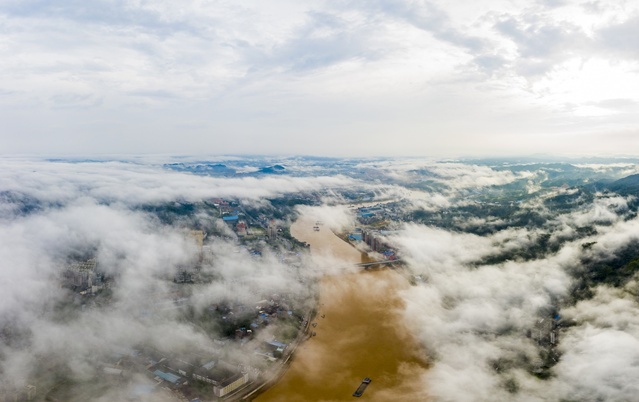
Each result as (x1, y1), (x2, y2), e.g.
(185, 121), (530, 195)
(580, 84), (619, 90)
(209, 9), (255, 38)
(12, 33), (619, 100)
(1, 0), (639, 157)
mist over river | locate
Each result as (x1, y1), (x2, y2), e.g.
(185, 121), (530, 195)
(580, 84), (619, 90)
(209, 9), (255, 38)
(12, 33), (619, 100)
(257, 214), (429, 401)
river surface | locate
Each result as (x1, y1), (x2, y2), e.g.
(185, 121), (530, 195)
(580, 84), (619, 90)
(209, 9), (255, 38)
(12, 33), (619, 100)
(257, 216), (428, 401)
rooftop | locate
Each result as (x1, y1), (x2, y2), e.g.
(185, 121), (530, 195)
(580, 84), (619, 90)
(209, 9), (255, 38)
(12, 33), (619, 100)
(154, 369), (181, 384)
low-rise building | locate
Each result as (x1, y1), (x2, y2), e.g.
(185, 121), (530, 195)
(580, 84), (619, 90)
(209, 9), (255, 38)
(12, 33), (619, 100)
(153, 369), (184, 386)
(191, 360), (250, 397)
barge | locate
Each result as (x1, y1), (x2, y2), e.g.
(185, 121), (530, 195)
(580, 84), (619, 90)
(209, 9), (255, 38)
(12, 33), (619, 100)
(353, 377), (372, 397)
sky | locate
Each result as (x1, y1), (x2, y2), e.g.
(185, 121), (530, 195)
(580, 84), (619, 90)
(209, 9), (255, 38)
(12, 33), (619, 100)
(1, 0), (639, 157)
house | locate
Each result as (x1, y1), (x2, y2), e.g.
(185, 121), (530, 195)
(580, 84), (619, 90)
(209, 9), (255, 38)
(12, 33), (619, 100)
(236, 221), (248, 236)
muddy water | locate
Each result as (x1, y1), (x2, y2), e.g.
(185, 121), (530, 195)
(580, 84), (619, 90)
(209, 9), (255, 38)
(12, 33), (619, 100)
(257, 217), (428, 402)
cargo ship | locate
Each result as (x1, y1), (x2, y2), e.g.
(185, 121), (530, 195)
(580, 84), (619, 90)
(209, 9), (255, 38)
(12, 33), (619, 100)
(353, 377), (371, 397)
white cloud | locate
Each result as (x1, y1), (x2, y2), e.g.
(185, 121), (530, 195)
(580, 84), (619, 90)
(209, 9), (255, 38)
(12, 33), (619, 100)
(385, 189), (639, 400)
(555, 286), (639, 400)
(0, 156), (361, 394)
(3, 156), (639, 400)
(0, 158), (357, 208)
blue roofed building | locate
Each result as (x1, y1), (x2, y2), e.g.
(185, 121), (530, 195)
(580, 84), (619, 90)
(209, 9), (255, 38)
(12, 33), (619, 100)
(153, 369), (183, 386)
(265, 340), (287, 349)
(348, 233), (363, 241)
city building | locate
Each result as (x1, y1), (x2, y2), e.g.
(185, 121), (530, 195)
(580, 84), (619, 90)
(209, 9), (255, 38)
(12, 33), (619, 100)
(164, 359), (193, 378)
(61, 258), (100, 291)
(214, 372), (249, 398)
(267, 221), (277, 239)
(189, 230), (204, 253)
(0, 384), (37, 401)
(191, 360), (250, 397)
(153, 369), (184, 386)
(236, 221), (247, 237)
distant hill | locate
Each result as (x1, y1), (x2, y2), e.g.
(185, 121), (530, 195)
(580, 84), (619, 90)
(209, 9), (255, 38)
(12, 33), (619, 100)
(164, 163), (236, 176)
(258, 165), (286, 174)
(608, 174), (639, 194)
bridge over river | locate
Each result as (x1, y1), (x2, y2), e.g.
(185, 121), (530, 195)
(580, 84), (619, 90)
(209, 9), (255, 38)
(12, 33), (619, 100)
(355, 258), (401, 268)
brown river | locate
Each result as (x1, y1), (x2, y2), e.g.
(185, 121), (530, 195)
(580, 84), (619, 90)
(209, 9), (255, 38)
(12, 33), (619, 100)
(256, 216), (429, 401)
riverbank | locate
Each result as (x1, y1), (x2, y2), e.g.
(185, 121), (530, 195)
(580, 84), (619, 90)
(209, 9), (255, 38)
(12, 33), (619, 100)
(256, 214), (428, 401)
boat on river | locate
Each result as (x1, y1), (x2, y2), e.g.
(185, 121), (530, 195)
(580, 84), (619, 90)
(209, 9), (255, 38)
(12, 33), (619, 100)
(353, 377), (371, 397)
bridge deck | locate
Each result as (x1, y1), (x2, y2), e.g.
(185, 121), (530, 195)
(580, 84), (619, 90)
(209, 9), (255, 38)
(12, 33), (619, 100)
(355, 259), (401, 267)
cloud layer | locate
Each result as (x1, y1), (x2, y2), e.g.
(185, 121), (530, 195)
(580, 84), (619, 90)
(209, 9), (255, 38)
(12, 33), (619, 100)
(3, 156), (639, 401)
